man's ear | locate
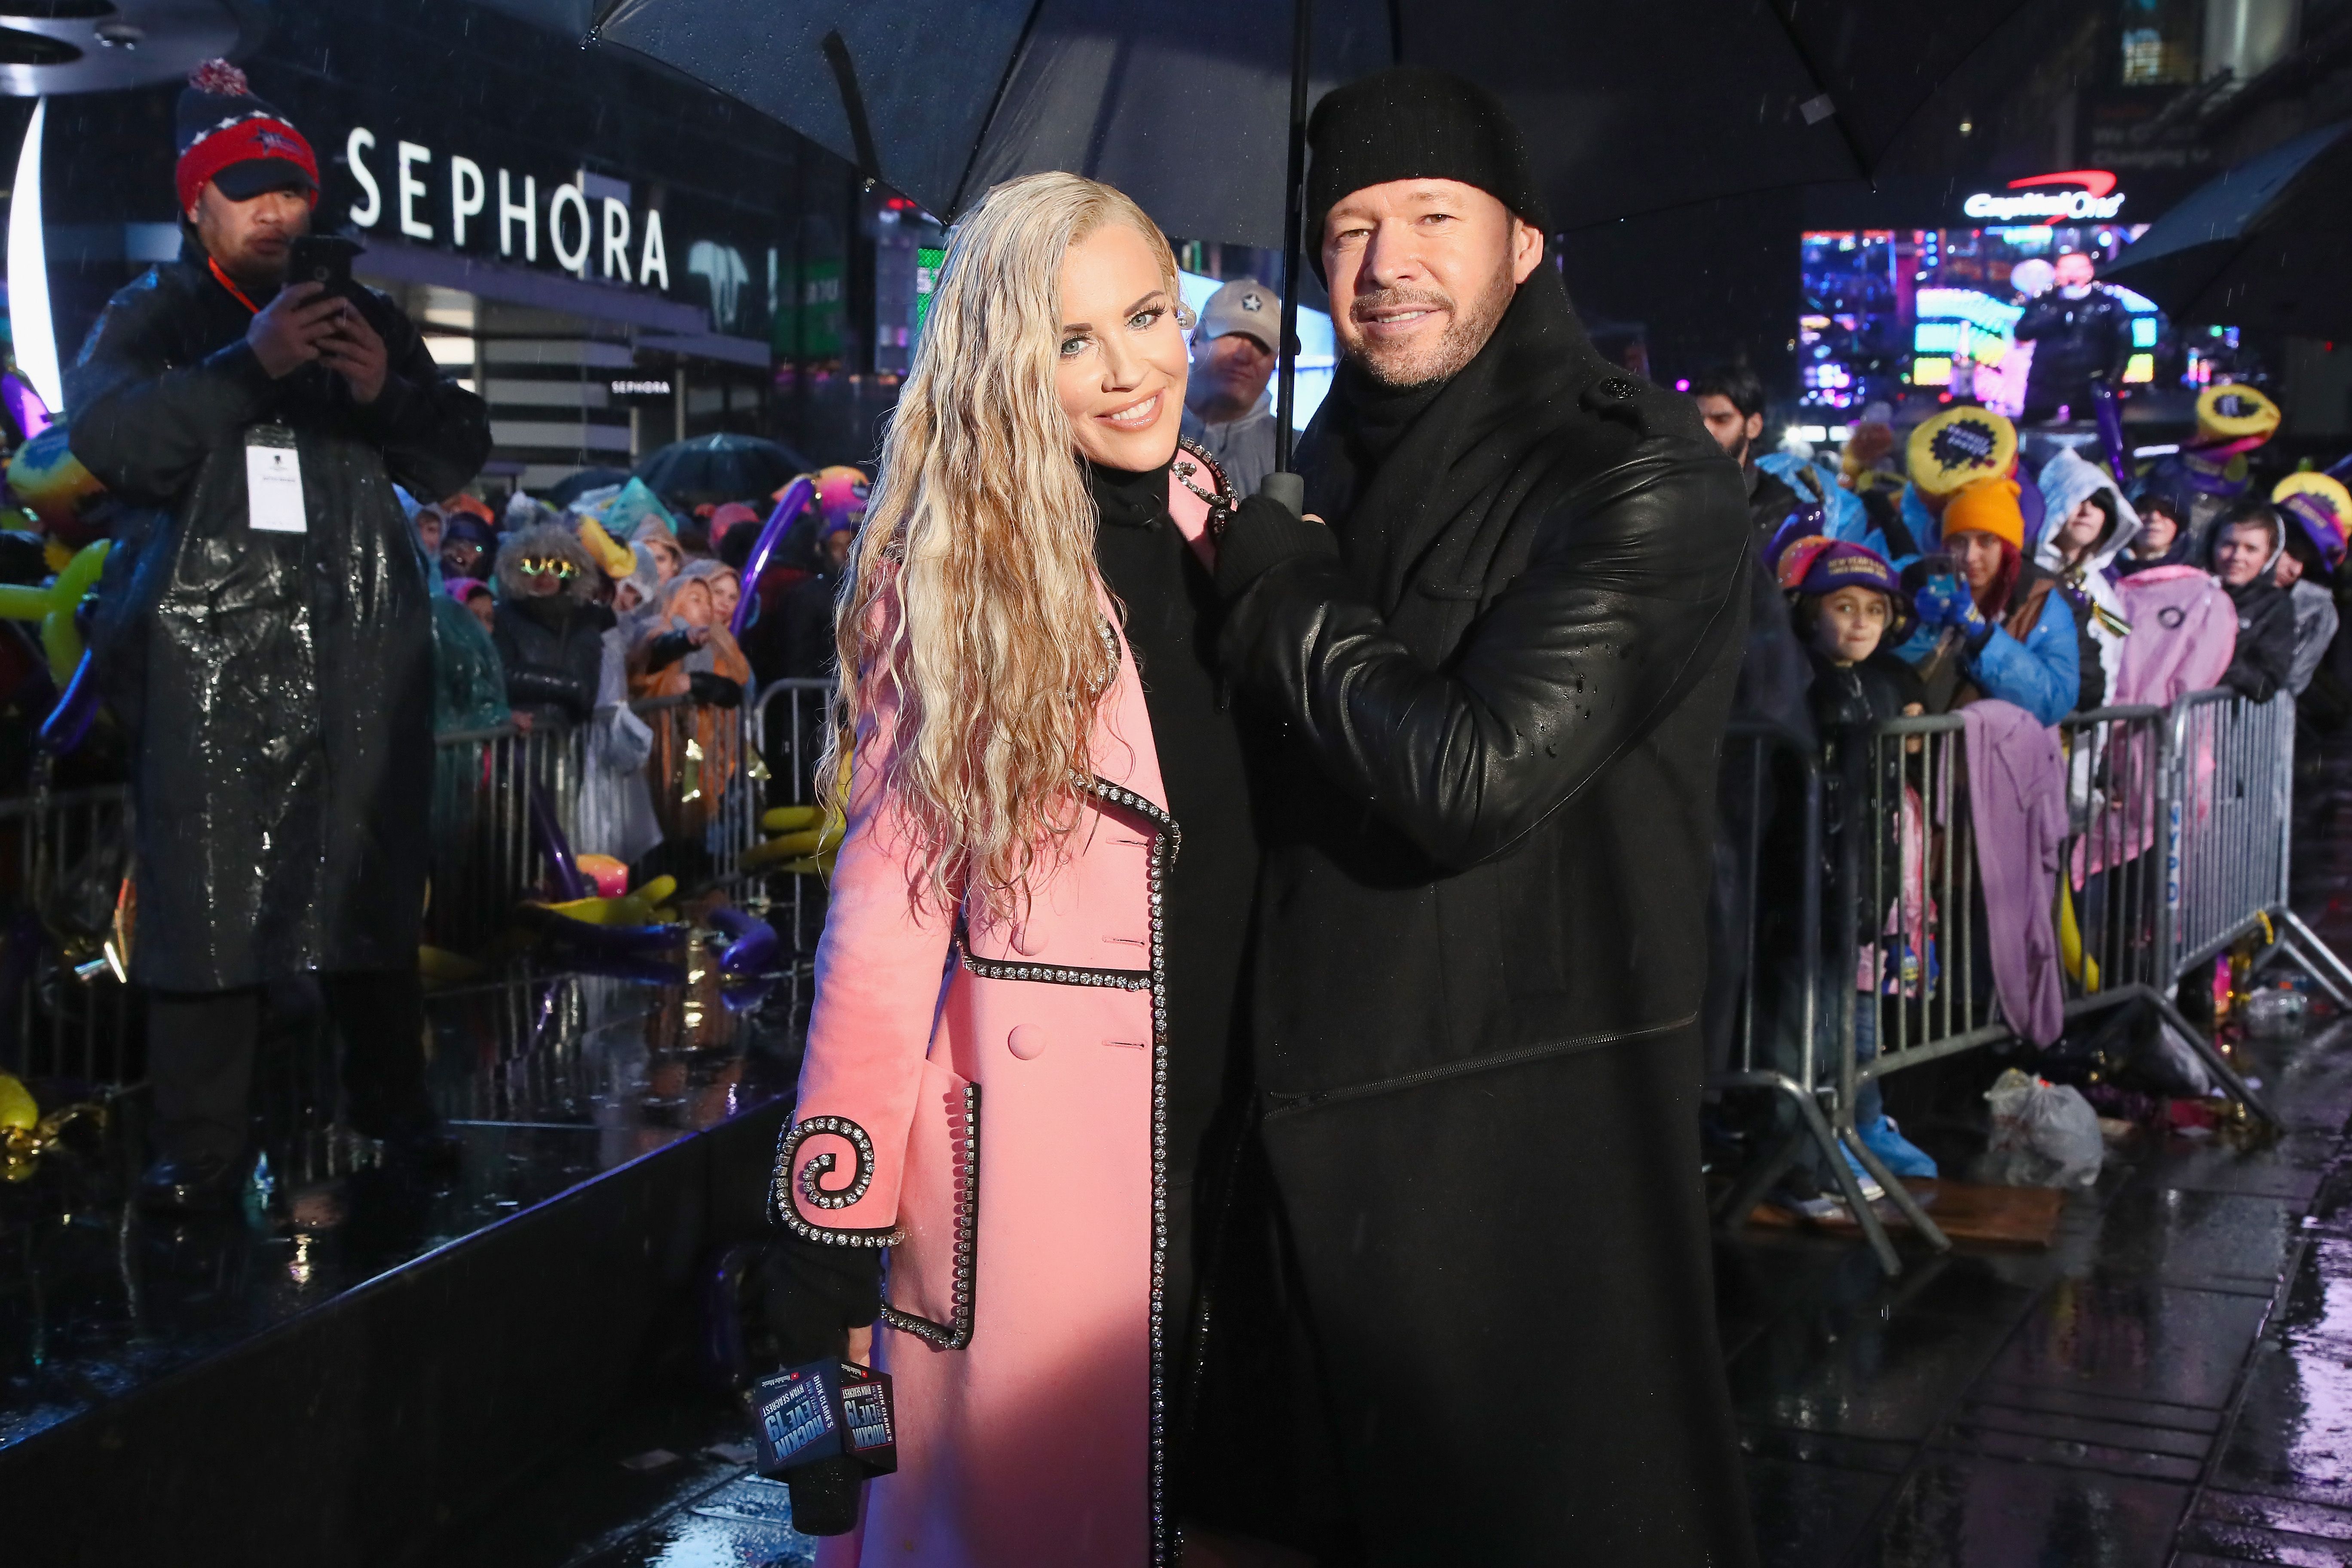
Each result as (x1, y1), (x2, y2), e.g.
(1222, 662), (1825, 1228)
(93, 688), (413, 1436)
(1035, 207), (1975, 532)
(1509, 217), (1545, 285)
(1744, 412), (1765, 444)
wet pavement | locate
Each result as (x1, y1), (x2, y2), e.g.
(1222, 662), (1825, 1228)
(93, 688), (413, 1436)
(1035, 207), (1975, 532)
(14, 762), (2352, 1564)
(1721, 742), (2352, 1568)
(0, 960), (805, 1455)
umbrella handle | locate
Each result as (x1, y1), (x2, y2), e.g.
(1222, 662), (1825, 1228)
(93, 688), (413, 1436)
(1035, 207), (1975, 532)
(733, 477), (818, 640)
(1274, 0), (1312, 473)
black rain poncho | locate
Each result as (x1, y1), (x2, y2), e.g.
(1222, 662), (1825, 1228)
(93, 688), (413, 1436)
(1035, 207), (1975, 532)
(68, 243), (490, 992)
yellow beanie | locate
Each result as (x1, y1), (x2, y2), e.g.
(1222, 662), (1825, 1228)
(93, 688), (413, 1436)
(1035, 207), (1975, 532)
(1942, 477), (2024, 554)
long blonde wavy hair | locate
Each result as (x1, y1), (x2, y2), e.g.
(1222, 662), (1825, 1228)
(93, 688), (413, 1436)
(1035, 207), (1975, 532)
(824, 172), (1181, 920)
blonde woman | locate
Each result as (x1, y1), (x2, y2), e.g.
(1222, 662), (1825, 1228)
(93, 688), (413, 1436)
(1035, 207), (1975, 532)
(766, 173), (1259, 1565)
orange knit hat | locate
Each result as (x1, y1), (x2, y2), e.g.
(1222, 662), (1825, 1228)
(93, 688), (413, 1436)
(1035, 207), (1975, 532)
(1941, 477), (2024, 553)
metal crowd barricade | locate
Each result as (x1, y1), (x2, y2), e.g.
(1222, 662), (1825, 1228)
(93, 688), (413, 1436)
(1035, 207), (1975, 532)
(0, 782), (136, 1088)
(2160, 689), (2352, 1006)
(1703, 722), (1894, 1262)
(743, 678), (836, 956)
(1742, 689), (2319, 1277)
(628, 693), (761, 885)
(428, 718), (583, 956)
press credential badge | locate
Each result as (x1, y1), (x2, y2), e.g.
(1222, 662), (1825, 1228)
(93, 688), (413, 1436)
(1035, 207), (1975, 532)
(245, 425), (307, 534)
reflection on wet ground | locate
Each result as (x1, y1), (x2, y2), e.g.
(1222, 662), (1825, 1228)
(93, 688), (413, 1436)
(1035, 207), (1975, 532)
(18, 747), (2352, 1565)
(0, 961), (805, 1454)
(1728, 746), (2352, 1568)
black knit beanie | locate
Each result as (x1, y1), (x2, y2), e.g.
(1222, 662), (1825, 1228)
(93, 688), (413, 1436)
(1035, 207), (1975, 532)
(1305, 68), (1547, 279)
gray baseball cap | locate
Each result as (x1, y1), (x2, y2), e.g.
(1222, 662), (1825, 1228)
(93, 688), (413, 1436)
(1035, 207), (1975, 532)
(1196, 277), (1282, 352)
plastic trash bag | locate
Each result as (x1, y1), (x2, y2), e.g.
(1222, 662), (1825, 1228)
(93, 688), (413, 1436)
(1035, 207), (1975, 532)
(1981, 1068), (2104, 1188)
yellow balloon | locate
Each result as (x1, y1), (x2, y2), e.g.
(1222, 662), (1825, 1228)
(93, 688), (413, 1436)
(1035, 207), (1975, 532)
(0, 540), (110, 682)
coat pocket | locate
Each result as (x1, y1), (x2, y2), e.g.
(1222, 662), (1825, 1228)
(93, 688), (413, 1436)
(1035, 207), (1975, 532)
(879, 1058), (981, 1351)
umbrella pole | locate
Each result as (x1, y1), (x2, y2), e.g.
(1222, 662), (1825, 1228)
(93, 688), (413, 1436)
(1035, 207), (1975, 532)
(1272, 0), (1313, 484)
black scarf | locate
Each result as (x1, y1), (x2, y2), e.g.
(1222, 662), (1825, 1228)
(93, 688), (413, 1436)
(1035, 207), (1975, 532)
(1296, 266), (1635, 619)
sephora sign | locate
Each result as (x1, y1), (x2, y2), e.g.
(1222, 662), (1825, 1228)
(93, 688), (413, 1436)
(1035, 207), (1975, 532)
(341, 126), (673, 291)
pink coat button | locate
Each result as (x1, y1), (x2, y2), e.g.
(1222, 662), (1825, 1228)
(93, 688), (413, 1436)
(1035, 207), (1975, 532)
(1008, 1025), (1047, 1060)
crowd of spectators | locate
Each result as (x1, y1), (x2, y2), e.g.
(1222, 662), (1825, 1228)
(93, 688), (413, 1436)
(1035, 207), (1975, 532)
(1696, 361), (2352, 1210)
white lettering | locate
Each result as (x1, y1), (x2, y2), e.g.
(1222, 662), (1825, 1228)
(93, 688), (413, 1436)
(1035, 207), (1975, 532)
(640, 207), (668, 292)
(397, 141), (433, 240)
(499, 169), (536, 261)
(450, 156), (485, 248)
(346, 127), (380, 228)
(1961, 189), (2126, 222)
(600, 196), (632, 282)
(638, 207), (669, 291)
(549, 181), (592, 277)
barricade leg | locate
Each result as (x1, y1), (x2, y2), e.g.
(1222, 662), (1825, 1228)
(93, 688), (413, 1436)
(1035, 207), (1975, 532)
(2278, 910), (2352, 1007)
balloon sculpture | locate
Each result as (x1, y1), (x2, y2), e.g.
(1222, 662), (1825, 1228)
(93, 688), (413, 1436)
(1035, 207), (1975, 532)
(729, 476), (815, 640)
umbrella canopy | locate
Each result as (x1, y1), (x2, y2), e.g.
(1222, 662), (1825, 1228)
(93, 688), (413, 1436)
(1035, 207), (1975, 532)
(591, 0), (2038, 242)
(634, 433), (817, 509)
(2104, 120), (2352, 340)
(542, 466), (632, 507)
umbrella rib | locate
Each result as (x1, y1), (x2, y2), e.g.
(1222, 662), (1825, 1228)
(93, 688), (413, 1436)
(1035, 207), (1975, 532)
(949, 0), (1053, 219)
(822, 29), (885, 184)
(1831, 0), (2045, 179)
(1760, 0), (1872, 181)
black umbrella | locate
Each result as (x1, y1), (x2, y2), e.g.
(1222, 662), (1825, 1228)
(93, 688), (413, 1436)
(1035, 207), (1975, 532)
(2105, 120), (2352, 340)
(634, 432), (818, 508)
(593, 0), (2037, 469)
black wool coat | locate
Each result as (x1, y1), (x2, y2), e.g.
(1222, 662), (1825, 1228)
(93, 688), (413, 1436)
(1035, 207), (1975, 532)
(69, 246), (489, 992)
(1205, 268), (1758, 1566)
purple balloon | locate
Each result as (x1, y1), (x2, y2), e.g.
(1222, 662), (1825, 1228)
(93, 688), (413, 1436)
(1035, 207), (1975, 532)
(1, 371), (52, 442)
(529, 781), (592, 901)
(37, 651), (99, 756)
(731, 477), (817, 640)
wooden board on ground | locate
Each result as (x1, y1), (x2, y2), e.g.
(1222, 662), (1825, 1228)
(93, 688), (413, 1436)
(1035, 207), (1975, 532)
(1749, 1179), (2065, 1249)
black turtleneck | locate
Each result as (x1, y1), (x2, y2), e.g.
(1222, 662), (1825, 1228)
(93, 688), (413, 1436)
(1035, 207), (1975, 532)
(1089, 458), (1258, 1200)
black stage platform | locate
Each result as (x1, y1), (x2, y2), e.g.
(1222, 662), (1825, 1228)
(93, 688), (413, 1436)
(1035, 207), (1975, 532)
(0, 963), (810, 1568)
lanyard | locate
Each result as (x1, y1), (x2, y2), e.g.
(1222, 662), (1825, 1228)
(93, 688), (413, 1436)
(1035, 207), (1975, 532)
(208, 256), (263, 316)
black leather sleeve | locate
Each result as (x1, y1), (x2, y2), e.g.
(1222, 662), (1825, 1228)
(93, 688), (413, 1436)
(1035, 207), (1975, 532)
(1218, 444), (1749, 870)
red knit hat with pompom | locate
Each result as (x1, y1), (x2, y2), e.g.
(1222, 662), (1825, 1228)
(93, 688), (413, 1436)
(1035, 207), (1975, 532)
(174, 59), (317, 213)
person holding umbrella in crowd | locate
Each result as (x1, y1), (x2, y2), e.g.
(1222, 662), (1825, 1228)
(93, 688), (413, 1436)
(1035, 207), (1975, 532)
(1202, 68), (1757, 1567)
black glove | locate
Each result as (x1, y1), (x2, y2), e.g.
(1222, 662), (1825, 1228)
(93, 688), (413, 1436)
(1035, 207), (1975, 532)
(757, 1233), (883, 1367)
(1213, 491), (1339, 603)
(689, 670), (744, 708)
(644, 630), (696, 672)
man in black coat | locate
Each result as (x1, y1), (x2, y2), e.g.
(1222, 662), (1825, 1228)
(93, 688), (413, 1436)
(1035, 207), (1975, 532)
(69, 63), (490, 1210)
(2013, 251), (2133, 425)
(1200, 69), (1756, 1567)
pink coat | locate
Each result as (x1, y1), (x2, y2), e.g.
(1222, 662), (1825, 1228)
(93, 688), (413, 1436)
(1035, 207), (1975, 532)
(781, 469), (1218, 1568)
(2114, 564), (2236, 706)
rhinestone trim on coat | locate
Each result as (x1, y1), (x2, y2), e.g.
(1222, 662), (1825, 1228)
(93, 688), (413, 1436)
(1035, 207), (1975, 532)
(1173, 434), (1236, 541)
(770, 1115), (905, 1246)
(950, 774), (1178, 1562)
(1081, 777), (1178, 1566)
(878, 1082), (982, 1351)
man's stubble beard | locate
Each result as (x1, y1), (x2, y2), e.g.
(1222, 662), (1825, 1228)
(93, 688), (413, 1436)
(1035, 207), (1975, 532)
(1344, 255), (1519, 391)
